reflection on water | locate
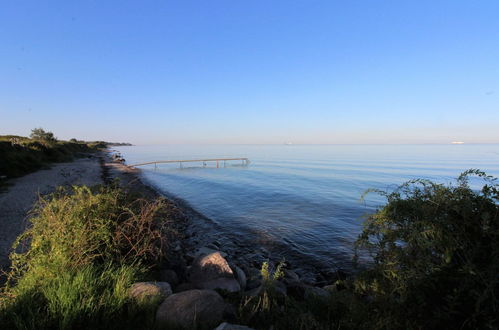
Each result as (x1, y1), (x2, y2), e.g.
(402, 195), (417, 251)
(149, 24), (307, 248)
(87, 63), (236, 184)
(115, 144), (499, 271)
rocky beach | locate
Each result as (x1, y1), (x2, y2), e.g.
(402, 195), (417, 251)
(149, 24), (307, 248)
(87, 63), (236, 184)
(0, 149), (345, 329)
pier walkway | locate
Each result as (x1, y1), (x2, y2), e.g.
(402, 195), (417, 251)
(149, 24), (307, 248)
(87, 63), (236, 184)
(127, 158), (250, 169)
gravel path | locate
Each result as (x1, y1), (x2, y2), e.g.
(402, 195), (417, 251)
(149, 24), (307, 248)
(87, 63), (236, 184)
(0, 155), (103, 274)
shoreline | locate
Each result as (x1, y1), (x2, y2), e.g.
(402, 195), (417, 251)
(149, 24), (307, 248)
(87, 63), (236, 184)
(108, 150), (350, 286)
(1, 148), (348, 289)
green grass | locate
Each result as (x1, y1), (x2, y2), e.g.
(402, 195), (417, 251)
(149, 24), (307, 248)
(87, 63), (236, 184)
(0, 135), (104, 183)
(0, 185), (176, 329)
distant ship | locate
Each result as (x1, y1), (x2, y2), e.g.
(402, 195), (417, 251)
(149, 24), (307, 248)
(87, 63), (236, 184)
(284, 142), (293, 145)
(451, 141), (464, 144)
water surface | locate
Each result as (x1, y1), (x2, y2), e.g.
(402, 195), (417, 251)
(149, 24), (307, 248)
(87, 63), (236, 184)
(115, 144), (499, 271)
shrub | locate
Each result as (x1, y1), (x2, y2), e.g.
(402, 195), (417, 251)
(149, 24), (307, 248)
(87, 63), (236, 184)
(0, 185), (177, 329)
(0, 135), (100, 180)
(354, 169), (499, 329)
(30, 128), (57, 142)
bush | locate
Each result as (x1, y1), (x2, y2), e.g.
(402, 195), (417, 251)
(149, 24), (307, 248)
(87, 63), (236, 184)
(30, 128), (57, 142)
(0, 185), (177, 329)
(354, 169), (499, 329)
(0, 135), (100, 180)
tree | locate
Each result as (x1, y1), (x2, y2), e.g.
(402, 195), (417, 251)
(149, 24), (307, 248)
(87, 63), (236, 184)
(354, 170), (499, 329)
(30, 128), (57, 142)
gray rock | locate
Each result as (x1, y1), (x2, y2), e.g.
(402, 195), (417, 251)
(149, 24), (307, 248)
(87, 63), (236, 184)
(245, 267), (262, 290)
(189, 252), (240, 292)
(214, 322), (255, 330)
(129, 282), (172, 303)
(284, 269), (300, 281)
(188, 247), (228, 259)
(160, 269), (179, 287)
(283, 269), (301, 285)
(233, 265), (247, 290)
(156, 289), (225, 329)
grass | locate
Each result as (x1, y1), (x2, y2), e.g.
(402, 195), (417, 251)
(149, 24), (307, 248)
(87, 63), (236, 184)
(0, 185), (177, 329)
(0, 135), (105, 185)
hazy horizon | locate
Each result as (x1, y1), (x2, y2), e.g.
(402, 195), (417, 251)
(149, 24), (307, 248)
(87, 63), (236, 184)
(2, 1), (498, 144)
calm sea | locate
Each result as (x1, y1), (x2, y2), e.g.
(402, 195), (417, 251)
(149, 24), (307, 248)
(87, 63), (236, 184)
(114, 144), (499, 272)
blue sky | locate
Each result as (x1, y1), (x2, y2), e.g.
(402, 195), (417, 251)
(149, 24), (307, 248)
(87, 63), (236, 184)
(1, 1), (498, 144)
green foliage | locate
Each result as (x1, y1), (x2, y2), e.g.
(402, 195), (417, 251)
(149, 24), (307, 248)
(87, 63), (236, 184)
(239, 261), (286, 328)
(260, 260), (285, 287)
(0, 185), (176, 329)
(0, 135), (101, 180)
(238, 261), (346, 330)
(30, 128), (57, 142)
(354, 169), (499, 329)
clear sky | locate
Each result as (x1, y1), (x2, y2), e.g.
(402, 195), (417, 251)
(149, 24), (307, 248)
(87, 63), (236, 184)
(1, 1), (498, 144)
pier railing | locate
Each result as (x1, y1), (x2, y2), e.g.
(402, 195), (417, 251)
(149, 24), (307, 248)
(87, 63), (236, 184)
(127, 158), (250, 169)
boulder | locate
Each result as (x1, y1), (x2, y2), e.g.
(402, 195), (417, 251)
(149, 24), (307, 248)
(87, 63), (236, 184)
(129, 282), (172, 303)
(187, 247), (228, 260)
(283, 269), (300, 285)
(189, 252), (240, 292)
(156, 289), (225, 329)
(284, 269), (300, 281)
(245, 267), (262, 290)
(160, 269), (179, 287)
(214, 322), (255, 330)
(232, 265), (247, 290)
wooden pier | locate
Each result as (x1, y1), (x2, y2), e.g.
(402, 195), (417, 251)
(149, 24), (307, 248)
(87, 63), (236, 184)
(127, 157), (250, 169)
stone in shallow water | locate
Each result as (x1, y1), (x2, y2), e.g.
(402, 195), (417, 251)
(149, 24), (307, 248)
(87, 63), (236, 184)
(232, 265), (247, 290)
(155, 289), (225, 329)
